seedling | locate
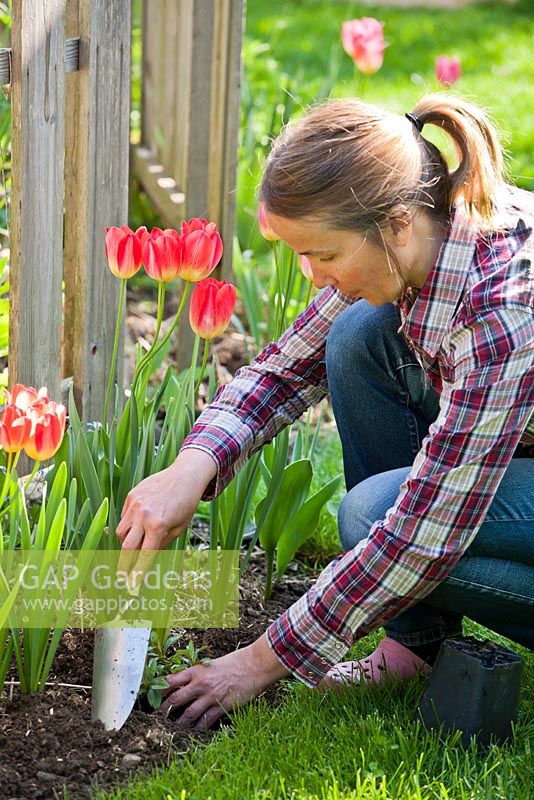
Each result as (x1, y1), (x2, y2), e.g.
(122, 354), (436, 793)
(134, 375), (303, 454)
(140, 632), (212, 709)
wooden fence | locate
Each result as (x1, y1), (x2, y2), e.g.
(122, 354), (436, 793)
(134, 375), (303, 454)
(132, 0), (244, 365)
(2, 0), (243, 420)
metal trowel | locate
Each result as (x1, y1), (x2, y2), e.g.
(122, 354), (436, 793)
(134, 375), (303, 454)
(92, 592), (151, 731)
(92, 624), (151, 730)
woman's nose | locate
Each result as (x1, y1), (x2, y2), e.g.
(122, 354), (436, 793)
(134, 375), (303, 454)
(313, 272), (336, 290)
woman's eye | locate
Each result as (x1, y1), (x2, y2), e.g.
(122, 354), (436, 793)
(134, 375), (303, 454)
(320, 256), (335, 262)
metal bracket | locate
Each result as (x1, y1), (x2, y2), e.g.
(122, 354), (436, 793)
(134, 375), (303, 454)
(0, 36), (80, 86)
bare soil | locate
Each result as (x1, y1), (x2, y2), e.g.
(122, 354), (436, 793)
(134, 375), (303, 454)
(0, 563), (315, 800)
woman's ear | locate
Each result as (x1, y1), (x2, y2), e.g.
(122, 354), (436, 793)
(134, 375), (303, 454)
(385, 205), (412, 248)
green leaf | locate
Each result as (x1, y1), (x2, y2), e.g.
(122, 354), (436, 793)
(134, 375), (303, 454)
(45, 498), (67, 554)
(75, 429), (104, 516)
(44, 462), (67, 533)
(257, 458), (313, 555)
(276, 475), (342, 579)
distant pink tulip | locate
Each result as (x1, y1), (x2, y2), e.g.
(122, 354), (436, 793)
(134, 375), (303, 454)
(299, 255), (313, 281)
(258, 202), (280, 242)
(341, 18), (385, 76)
(435, 55), (461, 87)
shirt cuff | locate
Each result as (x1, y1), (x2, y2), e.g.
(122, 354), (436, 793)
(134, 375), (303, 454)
(265, 590), (350, 687)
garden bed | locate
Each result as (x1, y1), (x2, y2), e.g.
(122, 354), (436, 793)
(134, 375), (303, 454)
(0, 561), (315, 800)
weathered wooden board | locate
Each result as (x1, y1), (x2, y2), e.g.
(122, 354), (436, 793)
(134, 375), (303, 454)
(63, 0), (131, 422)
(10, 0), (66, 400)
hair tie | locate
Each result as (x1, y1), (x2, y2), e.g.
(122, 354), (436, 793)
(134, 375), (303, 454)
(405, 112), (423, 133)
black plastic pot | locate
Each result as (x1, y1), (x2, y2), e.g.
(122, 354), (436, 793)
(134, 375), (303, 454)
(416, 636), (524, 749)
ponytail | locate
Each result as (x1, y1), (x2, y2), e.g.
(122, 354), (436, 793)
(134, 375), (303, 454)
(411, 93), (507, 224)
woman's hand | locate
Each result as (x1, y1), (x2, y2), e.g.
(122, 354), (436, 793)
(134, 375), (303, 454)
(160, 634), (291, 731)
(116, 449), (217, 551)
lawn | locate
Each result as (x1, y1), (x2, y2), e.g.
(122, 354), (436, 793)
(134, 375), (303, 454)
(93, 3), (534, 799)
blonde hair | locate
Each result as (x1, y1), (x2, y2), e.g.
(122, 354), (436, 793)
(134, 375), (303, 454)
(260, 93), (507, 238)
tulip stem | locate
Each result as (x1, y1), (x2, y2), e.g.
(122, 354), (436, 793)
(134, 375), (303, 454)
(1, 458), (39, 517)
(103, 278), (127, 426)
(133, 280), (192, 390)
(273, 241), (284, 338)
(304, 277), (313, 309)
(0, 451), (13, 510)
(194, 338), (210, 399)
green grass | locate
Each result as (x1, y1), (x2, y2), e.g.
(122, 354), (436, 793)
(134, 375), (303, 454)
(94, 623), (533, 800)
(238, 0), (534, 252)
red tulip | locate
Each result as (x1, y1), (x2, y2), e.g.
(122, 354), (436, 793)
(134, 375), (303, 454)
(258, 202), (280, 242)
(105, 226), (143, 280)
(341, 18), (385, 76)
(134, 226), (151, 249)
(435, 55), (461, 87)
(189, 278), (236, 340)
(4, 383), (48, 413)
(0, 405), (31, 453)
(24, 401), (66, 461)
(143, 233), (183, 283)
(180, 218), (223, 282)
(299, 255), (314, 281)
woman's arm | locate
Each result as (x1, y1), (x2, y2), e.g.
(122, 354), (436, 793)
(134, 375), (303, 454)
(180, 286), (354, 499)
(266, 306), (534, 685)
(117, 288), (354, 549)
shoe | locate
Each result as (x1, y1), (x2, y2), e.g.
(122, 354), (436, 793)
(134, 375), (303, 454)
(319, 637), (432, 689)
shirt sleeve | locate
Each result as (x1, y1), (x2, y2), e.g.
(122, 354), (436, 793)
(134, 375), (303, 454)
(266, 307), (534, 686)
(180, 287), (355, 500)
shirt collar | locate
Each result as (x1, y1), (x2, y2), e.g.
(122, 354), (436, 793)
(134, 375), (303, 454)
(400, 206), (480, 358)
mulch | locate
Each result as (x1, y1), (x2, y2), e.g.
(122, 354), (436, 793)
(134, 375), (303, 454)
(0, 561), (316, 800)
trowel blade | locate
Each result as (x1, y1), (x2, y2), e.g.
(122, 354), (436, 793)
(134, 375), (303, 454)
(91, 626), (151, 731)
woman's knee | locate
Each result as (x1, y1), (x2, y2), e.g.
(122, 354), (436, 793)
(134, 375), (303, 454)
(337, 467), (410, 551)
(325, 301), (400, 382)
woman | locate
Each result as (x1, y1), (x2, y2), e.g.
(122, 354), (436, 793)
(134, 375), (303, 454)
(116, 94), (534, 731)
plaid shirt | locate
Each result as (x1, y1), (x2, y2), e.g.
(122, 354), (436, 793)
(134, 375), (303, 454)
(182, 187), (534, 686)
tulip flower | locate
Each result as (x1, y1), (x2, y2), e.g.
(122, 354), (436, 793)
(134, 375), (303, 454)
(189, 278), (236, 340)
(105, 226), (143, 279)
(0, 405), (31, 453)
(258, 202), (280, 242)
(435, 55), (461, 87)
(143, 232), (184, 283)
(341, 18), (385, 76)
(24, 402), (66, 461)
(180, 218), (223, 282)
(4, 383), (48, 413)
(299, 255), (314, 281)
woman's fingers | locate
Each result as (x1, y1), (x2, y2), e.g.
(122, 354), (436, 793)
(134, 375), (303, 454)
(192, 705), (226, 733)
(121, 522), (145, 551)
(172, 695), (215, 728)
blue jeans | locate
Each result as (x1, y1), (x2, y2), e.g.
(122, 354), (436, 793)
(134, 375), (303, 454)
(326, 301), (534, 651)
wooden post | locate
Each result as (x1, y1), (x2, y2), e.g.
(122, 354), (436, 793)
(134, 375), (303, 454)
(133, 0), (244, 369)
(10, 0), (66, 400)
(63, 0), (131, 422)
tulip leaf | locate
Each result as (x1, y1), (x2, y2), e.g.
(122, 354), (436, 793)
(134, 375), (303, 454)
(44, 461), (67, 534)
(65, 478), (78, 540)
(116, 394), (132, 465)
(38, 497), (109, 688)
(0, 568), (21, 630)
(116, 443), (133, 511)
(129, 387), (139, 480)
(257, 458), (313, 555)
(276, 475), (342, 580)
(75, 429), (104, 517)
(292, 429), (303, 462)
(45, 497), (67, 554)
